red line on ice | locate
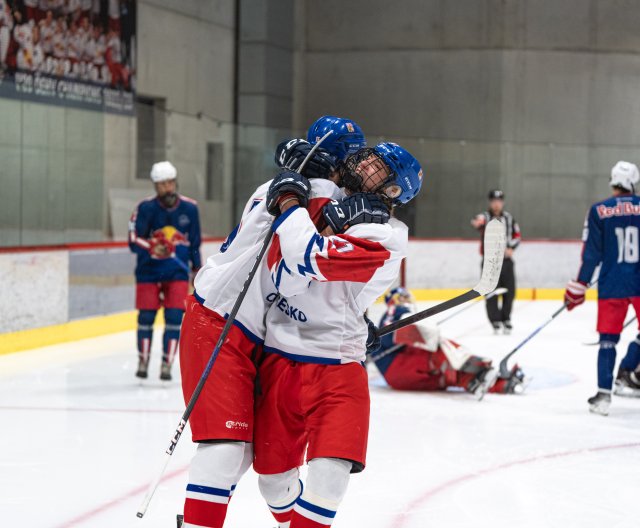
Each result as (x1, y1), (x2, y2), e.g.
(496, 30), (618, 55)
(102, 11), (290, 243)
(53, 464), (190, 528)
(391, 441), (640, 528)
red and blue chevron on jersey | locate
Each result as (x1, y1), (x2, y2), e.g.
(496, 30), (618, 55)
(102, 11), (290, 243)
(577, 193), (640, 299)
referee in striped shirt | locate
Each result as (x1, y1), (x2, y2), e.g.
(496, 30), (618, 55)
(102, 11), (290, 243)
(471, 190), (522, 334)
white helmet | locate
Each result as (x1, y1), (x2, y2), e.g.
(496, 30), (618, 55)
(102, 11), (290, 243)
(610, 161), (639, 192)
(150, 161), (177, 183)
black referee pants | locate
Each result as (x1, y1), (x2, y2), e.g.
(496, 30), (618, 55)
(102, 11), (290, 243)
(485, 258), (516, 323)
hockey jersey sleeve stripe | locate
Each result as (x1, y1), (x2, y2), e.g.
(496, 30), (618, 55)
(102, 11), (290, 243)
(271, 205), (299, 232)
(129, 230), (150, 249)
(263, 346), (342, 365)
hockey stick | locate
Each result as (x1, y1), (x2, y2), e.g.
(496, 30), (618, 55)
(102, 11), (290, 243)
(136, 131), (333, 519)
(582, 316), (637, 346)
(436, 287), (509, 325)
(497, 303), (568, 378)
(377, 218), (506, 337)
(497, 280), (598, 377)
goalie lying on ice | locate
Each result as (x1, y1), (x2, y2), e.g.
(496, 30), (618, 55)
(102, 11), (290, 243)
(369, 289), (527, 395)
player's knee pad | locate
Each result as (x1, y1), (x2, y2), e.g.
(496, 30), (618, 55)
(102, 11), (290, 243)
(305, 457), (352, 505)
(189, 442), (247, 488)
(599, 333), (620, 348)
(138, 309), (157, 328)
(236, 442), (254, 484)
(258, 468), (301, 507)
(164, 308), (183, 337)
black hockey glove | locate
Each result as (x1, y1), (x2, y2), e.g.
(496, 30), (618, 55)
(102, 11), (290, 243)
(322, 193), (390, 235)
(275, 138), (337, 180)
(365, 315), (381, 353)
(266, 170), (312, 217)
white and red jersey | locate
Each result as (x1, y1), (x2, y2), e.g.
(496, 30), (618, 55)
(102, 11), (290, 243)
(66, 29), (82, 59)
(39, 19), (55, 54)
(194, 178), (342, 343)
(106, 33), (121, 63)
(263, 206), (408, 365)
(13, 22), (33, 49)
(52, 25), (67, 58)
(0, 1), (13, 30)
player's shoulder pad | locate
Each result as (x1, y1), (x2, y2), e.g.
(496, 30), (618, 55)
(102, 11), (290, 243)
(344, 218), (409, 252)
(180, 195), (199, 207)
(254, 179), (273, 198)
(136, 195), (157, 210)
(310, 178), (341, 199)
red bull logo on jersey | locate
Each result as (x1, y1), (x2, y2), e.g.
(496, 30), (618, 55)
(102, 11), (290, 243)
(155, 225), (188, 244)
(597, 202), (640, 219)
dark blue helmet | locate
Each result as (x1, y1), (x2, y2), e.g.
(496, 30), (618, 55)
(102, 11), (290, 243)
(342, 143), (423, 205)
(307, 116), (366, 161)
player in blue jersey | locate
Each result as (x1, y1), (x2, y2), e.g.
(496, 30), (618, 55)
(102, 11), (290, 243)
(128, 161), (202, 381)
(564, 161), (640, 415)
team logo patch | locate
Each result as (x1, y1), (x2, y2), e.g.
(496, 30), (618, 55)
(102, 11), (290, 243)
(346, 122), (355, 132)
(418, 169), (423, 181)
(178, 214), (190, 226)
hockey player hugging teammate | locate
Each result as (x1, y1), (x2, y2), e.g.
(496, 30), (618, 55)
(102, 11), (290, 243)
(564, 161), (640, 415)
(253, 143), (422, 528)
(128, 161), (202, 381)
(177, 116), (366, 528)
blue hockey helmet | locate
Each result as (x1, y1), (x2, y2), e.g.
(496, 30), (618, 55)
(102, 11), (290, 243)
(384, 287), (413, 306)
(307, 116), (366, 161)
(342, 143), (423, 205)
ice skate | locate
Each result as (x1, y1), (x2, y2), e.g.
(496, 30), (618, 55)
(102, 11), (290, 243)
(503, 320), (513, 335)
(160, 362), (172, 381)
(614, 369), (640, 398)
(468, 367), (499, 401)
(176, 514), (183, 527)
(492, 322), (501, 335)
(588, 390), (611, 416)
(136, 358), (149, 379)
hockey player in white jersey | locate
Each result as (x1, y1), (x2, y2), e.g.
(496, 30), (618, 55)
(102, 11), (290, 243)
(178, 117), (366, 528)
(253, 143), (423, 528)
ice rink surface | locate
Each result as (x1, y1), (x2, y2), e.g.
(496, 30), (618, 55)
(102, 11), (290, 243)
(2, 299), (640, 528)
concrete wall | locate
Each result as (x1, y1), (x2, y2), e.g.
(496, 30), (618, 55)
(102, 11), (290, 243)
(106, 0), (237, 239)
(294, 0), (640, 238)
(0, 251), (68, 332)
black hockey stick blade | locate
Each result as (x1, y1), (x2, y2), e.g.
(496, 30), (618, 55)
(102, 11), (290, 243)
(437, 287), (508, 325)
(377, 218), (506, 337)
(582, 316), (637, 346)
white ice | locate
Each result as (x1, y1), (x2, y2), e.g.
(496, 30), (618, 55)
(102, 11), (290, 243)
(1, 300), (639, 528)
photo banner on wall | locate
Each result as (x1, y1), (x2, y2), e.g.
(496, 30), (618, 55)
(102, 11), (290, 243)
(0, 0), (136, 115)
